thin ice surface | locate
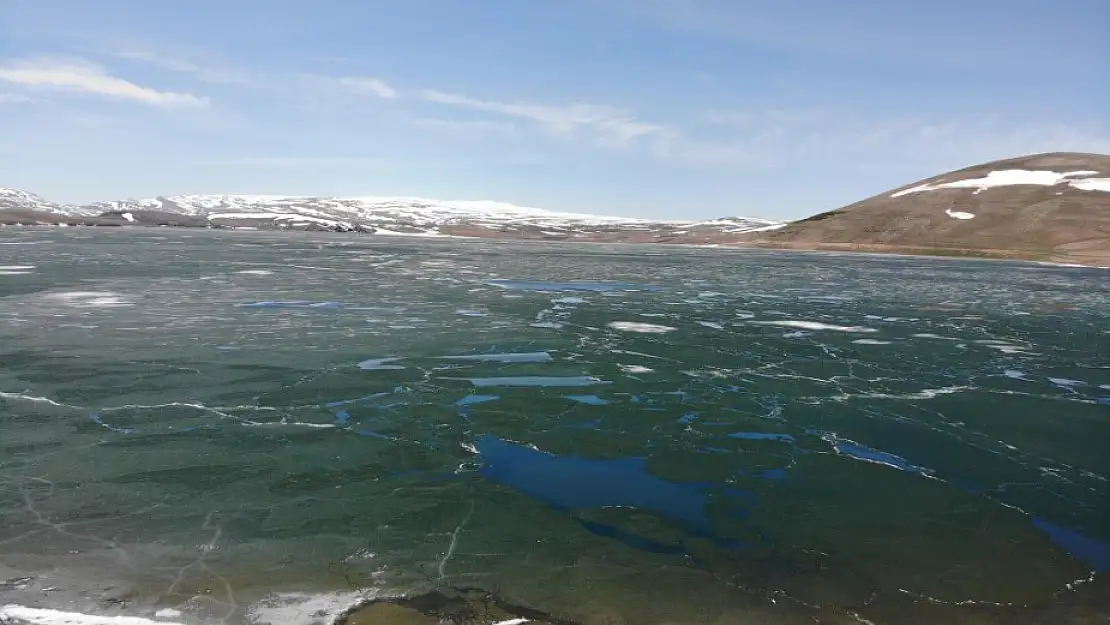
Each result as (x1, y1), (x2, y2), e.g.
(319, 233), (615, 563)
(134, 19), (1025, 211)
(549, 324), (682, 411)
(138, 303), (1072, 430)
(1, 229), (1108, 625)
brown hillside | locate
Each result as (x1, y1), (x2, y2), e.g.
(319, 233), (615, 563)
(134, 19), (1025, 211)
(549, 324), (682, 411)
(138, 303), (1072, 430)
(761, 152), (1110, 264)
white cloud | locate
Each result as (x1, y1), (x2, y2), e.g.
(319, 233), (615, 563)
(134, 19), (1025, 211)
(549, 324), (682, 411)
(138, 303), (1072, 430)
(103, 47), (253, 84)
(0, 92), (37, 104)
(422, 89), (667, 146)
(336, 76), (397, 99)
(0, 56), (208, 107)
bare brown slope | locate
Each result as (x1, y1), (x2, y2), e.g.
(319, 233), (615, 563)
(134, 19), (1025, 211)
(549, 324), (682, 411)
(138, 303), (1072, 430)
(758, 152), (1110, 264)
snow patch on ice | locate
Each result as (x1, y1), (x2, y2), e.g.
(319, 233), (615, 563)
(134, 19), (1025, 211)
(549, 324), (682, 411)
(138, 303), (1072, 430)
(607, 321), (677, 334)
(751, 320), (878, 333)
(46, 291), (133, 308)
(0, 606), (182, 625)
(246, 590), (384, 625)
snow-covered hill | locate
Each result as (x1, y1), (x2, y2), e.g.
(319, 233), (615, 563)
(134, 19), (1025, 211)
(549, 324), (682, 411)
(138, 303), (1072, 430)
(2, 188), (784, 238)
(2, 188), (75, 215)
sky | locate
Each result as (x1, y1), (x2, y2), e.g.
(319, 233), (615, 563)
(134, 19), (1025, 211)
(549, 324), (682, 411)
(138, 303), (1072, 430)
(0, 0), (1108, 220)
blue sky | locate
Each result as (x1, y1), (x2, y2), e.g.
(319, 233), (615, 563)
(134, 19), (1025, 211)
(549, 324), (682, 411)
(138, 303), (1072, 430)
(1, 0), (1107, 220)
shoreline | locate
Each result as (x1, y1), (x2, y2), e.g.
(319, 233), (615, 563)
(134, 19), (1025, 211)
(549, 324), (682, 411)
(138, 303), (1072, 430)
(2, 223), (1108, 269)
(4, 573), (1110, 625)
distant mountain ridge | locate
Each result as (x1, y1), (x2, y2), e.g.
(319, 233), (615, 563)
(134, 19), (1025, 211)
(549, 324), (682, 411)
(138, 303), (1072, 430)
(5, 151), (1110, 265)
(757, 152), (1110, 265)
(0, 187), (784, 242)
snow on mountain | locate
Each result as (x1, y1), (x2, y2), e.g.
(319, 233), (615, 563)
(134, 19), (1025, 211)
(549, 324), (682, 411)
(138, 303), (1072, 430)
(891, 169), (1110, 197)
(1, 188), (58, 213)
(83, 194), (679, 229)
(687, 217), (787, 233)
(36, 192), (777, 234)
(1, 187), (104, 216)
(1, 187), (784, 239)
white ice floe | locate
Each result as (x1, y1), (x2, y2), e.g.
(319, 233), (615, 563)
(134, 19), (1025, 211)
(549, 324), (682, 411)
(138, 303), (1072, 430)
(751, 320), (878, 333)
(0, 605), (183, 625)
(832, 386), (970, 401)
(44, 291), (133, 308)
(911, 333), (960, 341)
(236, 269), (273, 275)
(891, 169), (1106, 197)
(356, 357), (406, 370)
(945, 208), (975, 220)
(246, 590), (384, 625)
(696, 321), (725, 330)
(121, 212), (135, 222)
(152, 610), (181, 620)
(619, 364), (655, 374)
(851, 339), (893, 345)
(607, 321), (677, 334)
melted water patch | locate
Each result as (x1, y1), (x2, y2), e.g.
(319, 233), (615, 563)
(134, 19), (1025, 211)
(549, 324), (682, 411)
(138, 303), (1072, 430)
(472, 435), (747, 550)
(448, 376), (611, 388)
(728, 432), (796, 443)
(564, 395), (610, 405)
(357, 357), (406, 370)
(455, 394), (500, 407)
(438, 351), (553, 363)
(825, 434), (933, 476)
(1032, 519), (1110, 572)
